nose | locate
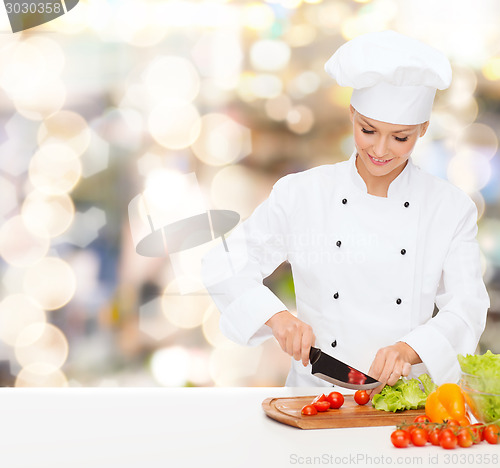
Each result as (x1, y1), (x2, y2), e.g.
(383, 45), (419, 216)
(372, 135), (389, 158)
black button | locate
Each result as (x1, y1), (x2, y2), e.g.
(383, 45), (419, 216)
(404, 201), (410, 208)
(333, 292), (339, 299)
(342, 198), (347, 205)
(396, 298), (402, 305)
(401, 249), (406, 255)
(331, 340), (337, 348)
(336, 240), (341, 247)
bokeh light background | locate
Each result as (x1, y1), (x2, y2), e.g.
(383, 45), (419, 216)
(0, 0), (499, 387)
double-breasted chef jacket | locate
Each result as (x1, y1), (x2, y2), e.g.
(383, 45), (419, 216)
(202, 151), (490, 386)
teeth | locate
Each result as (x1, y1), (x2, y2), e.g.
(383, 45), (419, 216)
(371, 156), (389, 163)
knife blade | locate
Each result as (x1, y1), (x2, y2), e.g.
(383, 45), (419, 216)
(309, 346), (380, 390)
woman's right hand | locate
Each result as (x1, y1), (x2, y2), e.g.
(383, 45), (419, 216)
(265, 310), (315, 367)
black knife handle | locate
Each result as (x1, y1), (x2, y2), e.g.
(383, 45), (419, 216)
(309, 346), (321, 365)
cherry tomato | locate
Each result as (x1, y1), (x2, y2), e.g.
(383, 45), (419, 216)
(444, 418), (460, 427)
(439, 428), (457, 450)
(429, 428), (441, 446)
(313, 401), (330, 412)
(414, 415), (430, 424)
(327, 392), (344, 409)
(301, 404), (317, 416)
(406, 424), (418, 434)
(354, 390), (369, 405)
(311, 394), (328, 405)
(483, 424), (500, 445)
(457, 428), (473, 448)
(391, 429), (410, 448)
(410, 428), (428, 447)
(470, 423), (484, 443)
(458, 418), (471, 427)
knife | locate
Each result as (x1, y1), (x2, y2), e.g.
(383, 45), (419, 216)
(309, 346), (380, 390)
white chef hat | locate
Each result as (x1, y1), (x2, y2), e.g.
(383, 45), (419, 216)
(324, 30), (452, 125)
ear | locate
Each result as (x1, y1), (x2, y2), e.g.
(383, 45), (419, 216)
(349, 104), (356, 123)
(419, 121), (429, 137)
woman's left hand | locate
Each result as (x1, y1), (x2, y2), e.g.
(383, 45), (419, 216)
(367, 341), (421, 397)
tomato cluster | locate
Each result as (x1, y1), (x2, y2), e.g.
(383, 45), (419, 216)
(301, 390), (369, 415)
(390, 415), (499, 450)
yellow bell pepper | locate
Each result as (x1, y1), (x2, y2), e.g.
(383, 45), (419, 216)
(425, 383), (470, 426)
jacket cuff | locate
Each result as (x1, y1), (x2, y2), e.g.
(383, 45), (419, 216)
(400, 326), (460, 385)
(219, 285), (288, 346)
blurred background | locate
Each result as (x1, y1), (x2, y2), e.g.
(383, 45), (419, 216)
(0, 0), (499, 387)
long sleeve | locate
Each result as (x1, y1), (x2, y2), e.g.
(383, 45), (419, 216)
(202, 175), (293, 346)
(401, 198), (490, 384)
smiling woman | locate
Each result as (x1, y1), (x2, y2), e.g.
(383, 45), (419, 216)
(203, 30), (490, 390)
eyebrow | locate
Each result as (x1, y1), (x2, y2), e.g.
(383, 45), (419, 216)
(359, 117), (413, 134)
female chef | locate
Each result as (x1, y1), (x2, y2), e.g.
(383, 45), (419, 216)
(202, 30), (490, 389)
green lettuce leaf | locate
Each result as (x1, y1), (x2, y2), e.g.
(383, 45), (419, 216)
(458, 350), (500, 394)
(458, 350), (500, 423)
(372, 391), (406, 412)
(418, 373), (438, 396)
(400, 378), (427, 410)
(372, 374), (436, 413)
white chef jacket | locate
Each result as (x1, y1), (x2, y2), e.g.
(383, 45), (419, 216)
(202, 152), (489, 386)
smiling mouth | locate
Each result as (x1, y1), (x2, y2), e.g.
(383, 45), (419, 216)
(368, 154), (393, 165)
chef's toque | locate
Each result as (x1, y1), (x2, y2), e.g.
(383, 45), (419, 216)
(324, 30), (452, 125)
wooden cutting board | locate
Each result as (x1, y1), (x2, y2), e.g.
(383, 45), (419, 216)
(262, 395), (426, 429)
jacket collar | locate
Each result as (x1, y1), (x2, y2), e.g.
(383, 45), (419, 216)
(349, 150), (413, 199)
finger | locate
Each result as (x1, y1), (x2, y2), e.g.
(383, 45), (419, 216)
(379, 353), (399, 386)
(367, 371), (387, 398)
(367, 360), (381, 382)
(387, 359), (412, 386)
(291, 328), (302, 361)
(366, 365), (380, 397)
(377, 368), (391, 389)
(368, 383), (385, 398)
(387, 369), (401, 387)
(383, 363), (400, 387)
(301, 328), (313, 367)
(367, 356), (388, 397)
(368, 349), (387, 382)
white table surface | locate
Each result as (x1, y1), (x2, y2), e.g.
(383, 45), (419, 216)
(0, 387), (498, 468)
